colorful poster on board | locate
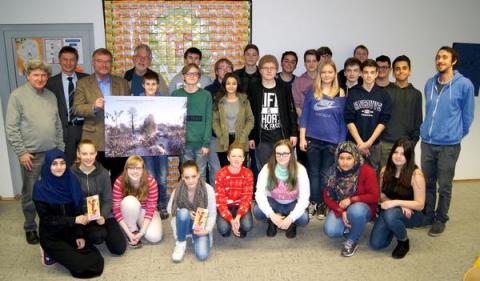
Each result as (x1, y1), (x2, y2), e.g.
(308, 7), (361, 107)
(104, 96), (187, 158)
(15, 37), (44, 76)
(63, 38), (84, 64)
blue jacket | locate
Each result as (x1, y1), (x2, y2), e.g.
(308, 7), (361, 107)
(420, 71), (475, 145)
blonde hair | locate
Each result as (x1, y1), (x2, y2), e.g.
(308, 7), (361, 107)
(121, 155), (149, 202)
(75, 139), (97, 166)
(313, 60), (344, 100)
(26, 60), (52, 76)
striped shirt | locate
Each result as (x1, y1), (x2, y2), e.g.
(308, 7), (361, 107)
(112, 175), (158, 222)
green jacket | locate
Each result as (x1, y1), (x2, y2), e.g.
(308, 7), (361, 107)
(212, 93), (254, 152)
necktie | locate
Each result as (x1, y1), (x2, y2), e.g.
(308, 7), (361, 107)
(67, 77), (74, 122)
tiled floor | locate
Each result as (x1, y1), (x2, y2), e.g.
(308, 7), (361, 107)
(0, 182), (478, 281)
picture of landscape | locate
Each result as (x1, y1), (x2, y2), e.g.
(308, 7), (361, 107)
(104, 96), (187, 158)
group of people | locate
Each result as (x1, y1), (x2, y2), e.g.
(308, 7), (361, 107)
(5, 41), (475, 278)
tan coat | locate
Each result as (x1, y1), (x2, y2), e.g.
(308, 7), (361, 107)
(73, 74), (130, 151)
(212, 93), (254, 152)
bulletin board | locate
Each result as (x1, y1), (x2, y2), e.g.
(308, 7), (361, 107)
(103, 0), (252, 82)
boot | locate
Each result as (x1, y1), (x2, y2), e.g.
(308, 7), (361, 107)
(392, 239), (410, 259)
(285, 223), (297, 238)
(266, 219), (277, 237)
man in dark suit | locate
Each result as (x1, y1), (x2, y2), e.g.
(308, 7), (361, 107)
(46, 46), (88, 166)
(74, 48), (130, 183)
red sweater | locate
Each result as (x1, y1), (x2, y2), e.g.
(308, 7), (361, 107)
(323, 164), (379, 219)
(215, 166), (253, 222)
(112, 175), (158, 222)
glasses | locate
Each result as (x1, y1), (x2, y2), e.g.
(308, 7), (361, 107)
(185, 72), (200, 77)
(378, 66), (390, 70)
(275, 152), (291, 158)
(261, 67), (277, 72)
(128, 167), (143, 171)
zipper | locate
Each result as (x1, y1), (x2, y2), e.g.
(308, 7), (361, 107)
(428, 81), (445, 139)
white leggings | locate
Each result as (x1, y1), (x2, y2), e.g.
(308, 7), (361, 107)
(120, 195), (162, 243)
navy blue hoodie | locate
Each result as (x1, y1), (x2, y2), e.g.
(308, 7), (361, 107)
(344, 84), (392, 145)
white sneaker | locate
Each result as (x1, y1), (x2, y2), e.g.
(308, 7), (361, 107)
(172, 241), (187, 263)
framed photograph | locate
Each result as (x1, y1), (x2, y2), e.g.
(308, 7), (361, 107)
(104, 96), (187, 157)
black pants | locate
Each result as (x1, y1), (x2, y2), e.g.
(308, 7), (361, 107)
(85, 218), (126, 255)
(64, 124), (83, 167)
(97, 152), (127, 184)
(40, 233), (104, 278)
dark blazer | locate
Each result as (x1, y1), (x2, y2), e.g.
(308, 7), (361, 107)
(73, 74), (130, 151)
(46, 72), (89, 135)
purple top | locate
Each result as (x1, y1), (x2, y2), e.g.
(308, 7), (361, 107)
(291, 72), (314, 113)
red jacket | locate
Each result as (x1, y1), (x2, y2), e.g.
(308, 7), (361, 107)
(323, 164), (379, 219)
(215, 166), (253, 222)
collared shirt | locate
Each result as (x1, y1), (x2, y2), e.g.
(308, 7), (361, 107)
(61, 72), (78, 121)
(96, 74), (112, 96)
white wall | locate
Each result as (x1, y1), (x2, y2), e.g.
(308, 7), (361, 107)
(0, 0), (478, 196)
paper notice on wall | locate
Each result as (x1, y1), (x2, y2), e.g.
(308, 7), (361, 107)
(44, 39), (63, 64)
(63, 38), (84, 64)
(15, 37), (44, 76)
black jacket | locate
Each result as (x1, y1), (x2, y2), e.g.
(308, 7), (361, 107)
(34, 200), (84, 241)
(248, 78), (298, 143)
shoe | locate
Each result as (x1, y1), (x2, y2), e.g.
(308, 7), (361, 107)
(316, 203), (327, 220)
(428, 221), (445, 237)
(238, 229), (247, 239)
(26, 231), (39, 245)
(392, 239), (410, 259)
(40, 247), (56, 266)
(159, 208), (169, 220)
(308, 202), (317, 219)
(128, 231), (143, 249)
(266, 219), (277, 237)
(172, 241), (187, 263)
(221, 231), (231, 238)
(285, 224), (297, 239)
(341, 240), (358, 257)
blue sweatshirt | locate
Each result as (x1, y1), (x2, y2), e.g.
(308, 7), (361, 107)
(300, 90), (347, 144)
(420, 71), (475, 145)
(344, 84), (392, 145)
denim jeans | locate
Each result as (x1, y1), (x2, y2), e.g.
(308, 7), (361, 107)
(207, 137), (221, 187)
(253, 197), (309, 226)
(421, 142), (461, 223)
(143, 155), (168, 209)
(323, 202), (371, 243)
(183, 146), (208, 181)
(254, 141), (275, 171)
(22, 151), (46, 231)
(216, 206), (254, 235)
(370, 207), (425, 250)
(306, 138), (336, 204)
(175, 208), (211, 261)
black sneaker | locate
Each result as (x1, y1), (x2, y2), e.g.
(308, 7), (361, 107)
(238, 229), (247, 238)
(341, 240), (358, 257)
(26, 231), (39, 245)
(40, 248), (56, 266)
(285, 224), (297, 238)
(266, 219), (277, 237)
(316, 203), (327, 220)
(392, 239), (410, 259)
(428, 221), (445, 237)
(159, 208), (169, 220)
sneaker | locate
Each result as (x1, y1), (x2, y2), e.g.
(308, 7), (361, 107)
(128, 231), (143, 249)
(26, 231), (39, 245)
(238, 229), (247, 239)
(172, 241), (187, 263)
(159, 208), (169, 220)
(428, 221), (445, 237)
(285, 224), (297, 239)
(308, 202), (317, 219)
(316, 203), (327, 220)
(392, 239), (410, 259)
(266, 219), (277, 237)
(341, 240), (358, 257)
(40, 248), (56, 266)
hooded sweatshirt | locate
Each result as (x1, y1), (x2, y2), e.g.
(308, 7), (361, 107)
(420, 71), (475, 145)
(344, 84), (392, 145)
(382, 83), (423, 143)
(71, 162), (112, 218)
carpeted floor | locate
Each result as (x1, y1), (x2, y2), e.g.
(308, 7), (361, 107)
(0, 181), (478, 281)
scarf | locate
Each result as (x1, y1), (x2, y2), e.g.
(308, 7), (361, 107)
(32, 148), (84, 213)
(274, 164), (289, 182)
(326, 141), (363, 201)
(171, 178), (208, 217)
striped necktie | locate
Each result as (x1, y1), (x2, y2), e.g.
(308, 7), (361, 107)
(67, 76), (74, 122)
